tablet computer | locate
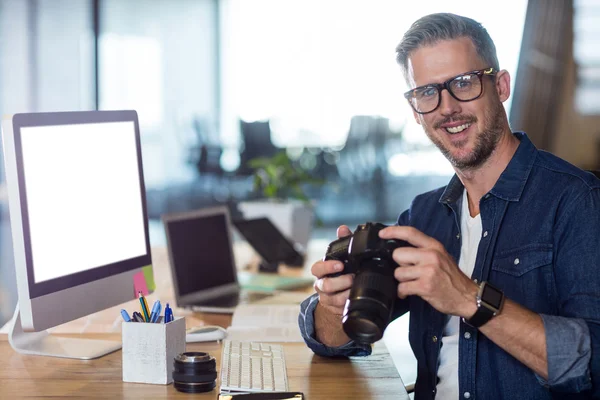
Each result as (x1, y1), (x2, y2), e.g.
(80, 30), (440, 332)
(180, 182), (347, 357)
(233, 217), (305, 268)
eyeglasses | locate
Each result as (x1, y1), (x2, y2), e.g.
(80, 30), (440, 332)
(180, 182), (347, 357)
(403, 67), (496, 114)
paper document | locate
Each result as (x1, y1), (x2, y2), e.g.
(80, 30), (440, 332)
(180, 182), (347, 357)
(237, 272), (314, 293)
(226, 304), (303, 342)
(251, 291), (310, 306)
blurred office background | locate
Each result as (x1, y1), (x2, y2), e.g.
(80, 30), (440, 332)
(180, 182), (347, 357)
(0, 0), (599, 332)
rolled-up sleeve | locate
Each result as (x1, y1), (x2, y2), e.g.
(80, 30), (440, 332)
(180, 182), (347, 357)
(539, 314), (592, 391)
(550, 186), (600, 395)
(298, 293), (371, 357)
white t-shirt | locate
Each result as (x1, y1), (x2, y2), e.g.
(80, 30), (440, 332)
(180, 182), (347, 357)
(436, 189), (482, 399)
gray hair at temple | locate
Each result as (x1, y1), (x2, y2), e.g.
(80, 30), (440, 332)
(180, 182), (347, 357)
(395, 13), (500, 81)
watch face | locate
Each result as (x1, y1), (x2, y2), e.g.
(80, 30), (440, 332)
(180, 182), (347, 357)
(482, 284), (503, 309)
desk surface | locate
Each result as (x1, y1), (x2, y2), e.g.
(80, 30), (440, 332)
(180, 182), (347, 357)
(0, 334), (408, 399)
(0, 245), (408, 399)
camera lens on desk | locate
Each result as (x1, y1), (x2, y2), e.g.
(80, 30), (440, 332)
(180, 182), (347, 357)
(173, 352), (217, 393)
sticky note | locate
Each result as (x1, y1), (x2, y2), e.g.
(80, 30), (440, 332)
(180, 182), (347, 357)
(142, 265), (156, 292)
(133, 271), (149, 297)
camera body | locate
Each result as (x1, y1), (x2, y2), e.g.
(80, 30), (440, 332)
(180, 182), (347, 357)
(324, 222), (410, 344)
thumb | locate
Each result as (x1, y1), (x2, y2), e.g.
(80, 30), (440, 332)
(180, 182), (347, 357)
(337, 225), (352, 239)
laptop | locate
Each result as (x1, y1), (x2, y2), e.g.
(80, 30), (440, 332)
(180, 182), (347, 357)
(162, 206), (273, 313)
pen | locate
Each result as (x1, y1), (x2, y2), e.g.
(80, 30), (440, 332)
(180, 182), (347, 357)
(120, 309), (131, 322)
(138, 291), (150, 322)
(132, 311), (145, 323)
(164, 303), (173, 323)
(149, 300), (161, 323)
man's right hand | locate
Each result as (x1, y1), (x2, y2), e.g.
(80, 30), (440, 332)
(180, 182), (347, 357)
(311, 225), (354, 347)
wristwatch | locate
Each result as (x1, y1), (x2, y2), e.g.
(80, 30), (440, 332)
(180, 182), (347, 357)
(463, 281), (505, 328)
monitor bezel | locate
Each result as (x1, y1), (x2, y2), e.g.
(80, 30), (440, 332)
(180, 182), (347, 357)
(10, 110), (152, 299)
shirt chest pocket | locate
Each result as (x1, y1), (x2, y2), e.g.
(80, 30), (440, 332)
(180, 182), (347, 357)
(491, 244), (553, 277)
(491, 244), (555, 312)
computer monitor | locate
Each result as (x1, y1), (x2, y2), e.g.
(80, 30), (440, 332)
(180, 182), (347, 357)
(1, 110), (152, 359)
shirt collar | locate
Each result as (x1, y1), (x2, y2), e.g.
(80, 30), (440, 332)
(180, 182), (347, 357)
(439, 132), (536, 205)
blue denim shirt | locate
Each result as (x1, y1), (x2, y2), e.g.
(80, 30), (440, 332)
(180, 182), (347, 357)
(299, 133), (600, 399)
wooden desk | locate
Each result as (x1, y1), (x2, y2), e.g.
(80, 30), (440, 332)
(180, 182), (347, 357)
(0, 245), (409, 399)
(0, 333), (407, 399)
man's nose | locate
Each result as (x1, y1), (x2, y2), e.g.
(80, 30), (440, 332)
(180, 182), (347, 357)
(438, 89), (462, 116)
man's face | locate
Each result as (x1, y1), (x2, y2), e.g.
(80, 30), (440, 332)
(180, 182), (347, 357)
(406, 37), (509, 170)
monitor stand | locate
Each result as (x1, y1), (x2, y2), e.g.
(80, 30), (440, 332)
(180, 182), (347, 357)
(8, 304), (122, 360)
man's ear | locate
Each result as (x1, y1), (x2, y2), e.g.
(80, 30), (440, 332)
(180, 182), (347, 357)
(495, 69), (511, 102)
(412, 109), (422, 125)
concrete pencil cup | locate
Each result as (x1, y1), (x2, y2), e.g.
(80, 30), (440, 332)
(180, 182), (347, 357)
(122, 316), (186, 384)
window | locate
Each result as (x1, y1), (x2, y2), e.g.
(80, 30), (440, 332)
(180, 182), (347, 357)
(0, 0), (93, 115)
(220, 0), (528, 175)
(99, 0), (218, 188)
(574, 0), (600, 115)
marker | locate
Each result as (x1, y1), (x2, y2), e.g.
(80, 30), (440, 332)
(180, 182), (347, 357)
(149, 300), (161, 323)
(132, 311), (145, 323)
(138, 291), (150, 322)
(164, 303), (173, 323)
(120, 309), (131, 322)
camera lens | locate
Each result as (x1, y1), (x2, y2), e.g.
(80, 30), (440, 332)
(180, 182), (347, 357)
(173, 352), (217, 393)
(342, 267), (397, 344)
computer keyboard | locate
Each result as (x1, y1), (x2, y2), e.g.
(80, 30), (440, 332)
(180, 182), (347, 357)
(220, 340), (288, 392)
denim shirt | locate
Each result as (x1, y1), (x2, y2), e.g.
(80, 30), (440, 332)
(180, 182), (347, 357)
(299, 133), (600, 400)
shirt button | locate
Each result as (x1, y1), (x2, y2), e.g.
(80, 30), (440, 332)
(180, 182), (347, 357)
(485, 194), (490, 199)
(514, 258), (520, 265)
(474, 278), (478, 283)
(432, 336), (438, 343)
(483, 231), (488, 237)
(456, 233), (460, 239)
(464, 332), (471, 339)
(464, 392), (471, 399)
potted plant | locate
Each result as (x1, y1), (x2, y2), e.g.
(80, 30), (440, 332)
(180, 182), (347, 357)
(238, 151), (324, 252)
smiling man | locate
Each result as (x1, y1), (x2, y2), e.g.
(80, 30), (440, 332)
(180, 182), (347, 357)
(298, 13), (600, 400)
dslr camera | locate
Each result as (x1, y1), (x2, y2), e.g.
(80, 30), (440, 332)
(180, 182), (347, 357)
(324, 222), (410, 344)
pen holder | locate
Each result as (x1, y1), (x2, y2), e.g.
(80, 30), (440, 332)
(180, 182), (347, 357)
(122, 316), (186, 384)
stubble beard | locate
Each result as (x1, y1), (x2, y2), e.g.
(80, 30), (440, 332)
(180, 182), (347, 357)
(424, 101), (505, 171)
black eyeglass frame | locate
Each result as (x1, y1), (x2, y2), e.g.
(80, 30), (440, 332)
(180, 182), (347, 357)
(403, 67), (497, 114)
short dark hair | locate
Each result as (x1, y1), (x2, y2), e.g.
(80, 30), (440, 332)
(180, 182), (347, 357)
(396, 13), (499, 80)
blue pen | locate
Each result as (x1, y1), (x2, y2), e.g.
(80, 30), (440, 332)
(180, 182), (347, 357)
(164, 303), (173, 323)
(120, 309), (131, 322)
(149, 300), (161, 323)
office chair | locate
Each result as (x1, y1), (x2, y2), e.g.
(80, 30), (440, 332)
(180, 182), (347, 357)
(336, 115), (393, 184)
(190, 117), (225, 177)
(237, 119), (279, 177)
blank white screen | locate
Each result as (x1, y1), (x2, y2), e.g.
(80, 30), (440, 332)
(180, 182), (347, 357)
(20, 121), (147, 283)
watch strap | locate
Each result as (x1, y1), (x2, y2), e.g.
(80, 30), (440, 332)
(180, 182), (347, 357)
(464, 303), (496, 328)
(463, 281), (504, 328)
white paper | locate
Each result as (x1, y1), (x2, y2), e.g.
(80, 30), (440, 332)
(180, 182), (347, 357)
(226, 325), (303, 342)
(226, 304), (303, 342)
(251, 291), (310, 306)
(230, 304), (301, 326)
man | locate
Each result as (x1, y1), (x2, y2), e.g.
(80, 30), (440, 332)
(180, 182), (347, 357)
(298, 13), (600, 400)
